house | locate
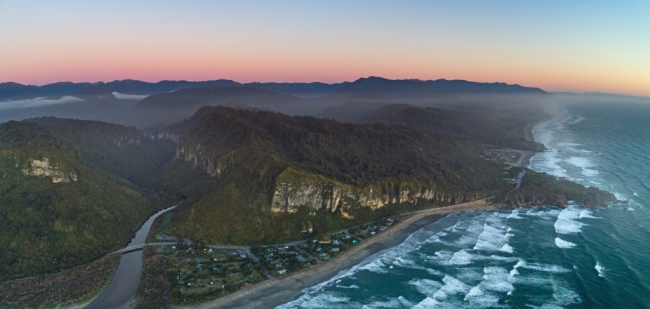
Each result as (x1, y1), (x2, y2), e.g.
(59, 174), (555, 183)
(330, 247), (340, 252)
(318, 252), (328, 258)
(297, 255), (305, 262)
(278, 269), (287, 275)
(239, 253), (247, 258)
(332, 240), (340, 245)
(351, 239), (358, 244)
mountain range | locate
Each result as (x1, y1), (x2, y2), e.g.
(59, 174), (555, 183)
(0, 76), (547, 102)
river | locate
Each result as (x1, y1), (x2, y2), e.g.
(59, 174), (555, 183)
(84, 206), (176, 309)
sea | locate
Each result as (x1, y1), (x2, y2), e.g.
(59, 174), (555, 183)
(277, 101), (650, 308)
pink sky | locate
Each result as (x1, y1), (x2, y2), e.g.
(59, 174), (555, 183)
(1, 1), (648, 97)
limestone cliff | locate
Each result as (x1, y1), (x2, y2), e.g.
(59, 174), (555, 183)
(21, 158), (78, 183)
(175, 145), (227, 177)
(115, 135), (142, 149)
(270, 168), (448, 218)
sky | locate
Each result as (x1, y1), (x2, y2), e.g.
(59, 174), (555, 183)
(1, 1), (649, 96)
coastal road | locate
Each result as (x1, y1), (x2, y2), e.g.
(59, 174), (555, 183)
(508, 169), (526, 193)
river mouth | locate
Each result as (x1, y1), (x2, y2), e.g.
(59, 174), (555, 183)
(84, 206), (175, 309)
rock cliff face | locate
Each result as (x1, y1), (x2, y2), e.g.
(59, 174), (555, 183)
(270, 168), (445, 218)
(115, 135), (142, 149)
(21, 158), (77, 183)
(144, 131), (180, 142)
(175, 145), (226, 177)
(271, 183), (437, 215)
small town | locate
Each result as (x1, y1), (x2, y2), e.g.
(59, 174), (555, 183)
(153, 216), (400, 304)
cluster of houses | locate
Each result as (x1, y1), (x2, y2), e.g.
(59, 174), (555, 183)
(252, 245), (317, 276)
(153, 215), (401, 303)
(161, 244), (257, 292)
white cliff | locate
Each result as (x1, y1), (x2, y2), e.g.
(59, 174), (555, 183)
(21, 158), (77, 183)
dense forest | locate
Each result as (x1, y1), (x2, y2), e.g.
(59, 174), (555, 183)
(150, 106), (615, 245)
(0, 121), (160, 280)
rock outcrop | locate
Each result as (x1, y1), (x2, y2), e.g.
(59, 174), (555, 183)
(21, 158), (77, 183)
(175, 146), (226, 177)
(270, 168), (445, 217)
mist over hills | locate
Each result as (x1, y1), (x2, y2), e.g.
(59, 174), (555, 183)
(0, 76), (546, 102)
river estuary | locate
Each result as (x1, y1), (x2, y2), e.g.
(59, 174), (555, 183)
(84, 206), (175, 309)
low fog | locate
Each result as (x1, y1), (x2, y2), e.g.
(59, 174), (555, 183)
(0, 85), (648, 132)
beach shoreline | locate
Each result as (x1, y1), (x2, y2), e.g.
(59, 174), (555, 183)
(177, 200), (496, 309)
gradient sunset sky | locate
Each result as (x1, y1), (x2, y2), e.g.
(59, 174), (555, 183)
(1, 1), (648, 96)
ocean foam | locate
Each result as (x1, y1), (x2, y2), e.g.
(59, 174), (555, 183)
(359, 258), (388, 274)
(521, 262), (571, 274)
(361, 296), (415, 309)
(412, 297), (441, 309)
(506, 210), (524, 220)
(595, 263), (605, 277)
(409, 278), (443, 296)
(510, 260), (525, 277)
(473, 223), (508, 251)
(499, 244), (514, 253)
(555, 237), (577, 249)
(554, 207), (585, 234)
(432, 275), (471, 300)
(335, 284), (360, 289)
(582, 168), (599, 177)
(450, 249), (476, 265)
(579, 209), (600, 219)
(480, 267), (515, 294)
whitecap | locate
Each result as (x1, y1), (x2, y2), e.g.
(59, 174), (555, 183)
(481, 267), (515, 294)
(509, 259), (524, 277)
(412, 297), (441, 309)
(450, 249), (475, 265)
(335, 284), (360, 289)
(554, 206), (585, 234)
(555, 237), (576, 249)
(506, 210), (524, 220)
(499, 244), (514, 253)
(473, 224), (508, 251)
(359, 258), (388, 274)
(595, 262), (605, 277)
(579, 209), (600, 219)
(409, 278), (443, 296)
(431, 275), (471, 300)
(521, 262), (571, 273)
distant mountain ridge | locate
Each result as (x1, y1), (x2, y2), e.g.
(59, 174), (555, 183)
(0, 77), (547, 102)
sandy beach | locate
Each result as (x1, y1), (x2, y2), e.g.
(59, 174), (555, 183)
(176, 200), (496, 309)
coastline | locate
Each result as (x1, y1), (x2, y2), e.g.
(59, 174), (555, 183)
(178, 200), (496, 309)
(169, 113), (555, 309)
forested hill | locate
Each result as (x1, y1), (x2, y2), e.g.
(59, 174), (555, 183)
(323, 102), (547, 151)
(150, 106), (614, 245)
(0, 120), (163, 280)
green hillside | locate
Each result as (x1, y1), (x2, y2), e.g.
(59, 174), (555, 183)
(150, 106), (615, 245)
(0, 121), (157, 280)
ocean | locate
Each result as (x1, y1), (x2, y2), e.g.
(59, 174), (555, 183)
(277, 101), (650, 308)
